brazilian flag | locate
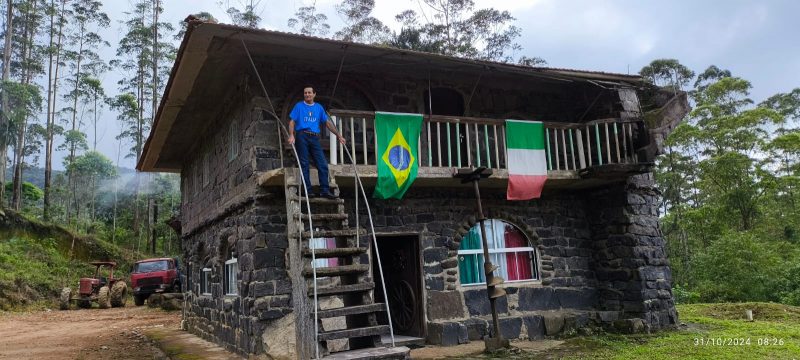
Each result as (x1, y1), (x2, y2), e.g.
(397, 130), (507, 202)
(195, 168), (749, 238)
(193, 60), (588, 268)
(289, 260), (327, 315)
(373, 112), (422, 199)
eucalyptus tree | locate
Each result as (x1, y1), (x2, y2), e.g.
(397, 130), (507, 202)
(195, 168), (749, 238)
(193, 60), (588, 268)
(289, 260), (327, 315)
(1, 0), (14, 203)
(219, 0), (261, 28)
(639, 58), (695, 92)
(107, 92), (137, 242)
(62, 0), (108, 165)
(334, 0), (390, 44)
(67, 150), (115, 225)
(9, 0), (46, 210)
(288, 4), (330, 36)
(2, 80), (41, 210)
(113, 0), (174, 162)
(43, 0), (70, 220)
(389, 0), (522, 62)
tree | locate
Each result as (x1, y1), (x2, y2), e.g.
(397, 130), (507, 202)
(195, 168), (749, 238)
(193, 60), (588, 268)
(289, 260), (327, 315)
(43, 0), (70, 220)
(288, 3), (330, 37)
(334, 0), (390, 44)
(219, 0), (261, 28)
(640, 58), (695, 91)
(62, 0), (109, 168)
(8, 0), (46, 210)
(1, 0), (14, 204)
(389, 0), (522, 62)
(175, 12), (216, 40)
(67, 150), (115, 225)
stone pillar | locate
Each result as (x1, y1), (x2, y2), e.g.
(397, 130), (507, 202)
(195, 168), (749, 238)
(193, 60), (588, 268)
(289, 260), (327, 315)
(587, 173), (678, 332)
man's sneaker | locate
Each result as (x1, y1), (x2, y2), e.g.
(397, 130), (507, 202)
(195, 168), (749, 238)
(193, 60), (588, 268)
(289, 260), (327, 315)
(320, 191), (337, 199)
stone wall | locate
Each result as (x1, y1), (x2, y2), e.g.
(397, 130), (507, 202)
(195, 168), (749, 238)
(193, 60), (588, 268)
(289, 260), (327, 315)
(586, 173), (678, 332)
(179, 79), (293, 356)
(343, 187), (600, 344)
(181, 192), (292, 356)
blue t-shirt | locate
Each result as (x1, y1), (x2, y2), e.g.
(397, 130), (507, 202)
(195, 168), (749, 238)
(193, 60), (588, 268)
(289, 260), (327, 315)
(289, 102), (329, 133)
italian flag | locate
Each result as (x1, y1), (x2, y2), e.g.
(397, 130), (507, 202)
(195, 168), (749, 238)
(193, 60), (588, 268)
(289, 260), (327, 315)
(506, 120), (547, 200)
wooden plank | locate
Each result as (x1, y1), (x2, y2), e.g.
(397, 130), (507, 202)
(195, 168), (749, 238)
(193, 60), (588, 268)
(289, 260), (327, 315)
(303, 247), (367, 258)
(576, 129), (586, 169)
(313, 282), (374, 297)
(303, 264), (370, 277)
(315, 303), (386, 319)
(318, 325), (390, 341)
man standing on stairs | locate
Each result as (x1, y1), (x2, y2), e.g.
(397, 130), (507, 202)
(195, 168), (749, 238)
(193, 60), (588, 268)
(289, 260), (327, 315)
(287, 85), (346, 199)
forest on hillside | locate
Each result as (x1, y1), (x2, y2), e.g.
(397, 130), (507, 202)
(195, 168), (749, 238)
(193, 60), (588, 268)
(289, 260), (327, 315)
(0, 0), (798, 306)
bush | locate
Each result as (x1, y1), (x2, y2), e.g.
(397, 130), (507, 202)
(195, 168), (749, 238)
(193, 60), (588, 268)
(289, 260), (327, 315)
(672, 284), (700, 304)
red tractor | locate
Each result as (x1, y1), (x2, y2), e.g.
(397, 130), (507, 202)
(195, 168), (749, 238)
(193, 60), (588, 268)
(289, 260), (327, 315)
(60, 261), (128, 310)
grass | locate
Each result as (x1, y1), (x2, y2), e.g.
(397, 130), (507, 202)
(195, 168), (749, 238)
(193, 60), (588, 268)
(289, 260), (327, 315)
(452, 303), (800, 360)
(552, 303), (800, 360)
(0, 210), (145, 311)
(0, 236), (96, 311)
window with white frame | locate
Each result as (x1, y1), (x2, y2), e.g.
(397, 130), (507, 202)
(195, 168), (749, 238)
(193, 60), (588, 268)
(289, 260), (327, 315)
(224, 256), (238, 296)
(200, 267), (211, 295)
(457, 219), (539, 286)
(228, 119), (239, 162)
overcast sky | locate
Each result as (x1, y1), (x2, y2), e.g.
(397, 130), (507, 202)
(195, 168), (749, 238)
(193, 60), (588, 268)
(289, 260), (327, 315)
(78, 0), (800, 170)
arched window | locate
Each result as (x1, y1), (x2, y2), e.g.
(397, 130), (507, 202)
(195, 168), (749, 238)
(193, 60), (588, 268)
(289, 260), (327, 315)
(458, 219), (539, 286)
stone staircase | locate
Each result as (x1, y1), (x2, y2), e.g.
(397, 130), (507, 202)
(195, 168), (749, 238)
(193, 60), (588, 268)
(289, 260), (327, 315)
(285, 170), (409, 359)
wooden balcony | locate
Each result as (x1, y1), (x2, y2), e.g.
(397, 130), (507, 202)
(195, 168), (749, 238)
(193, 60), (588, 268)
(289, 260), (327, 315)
(263, 110), (654, 190)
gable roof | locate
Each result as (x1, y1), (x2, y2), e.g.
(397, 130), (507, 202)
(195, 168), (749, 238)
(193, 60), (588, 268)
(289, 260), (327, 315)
(137, 20), (642, 172)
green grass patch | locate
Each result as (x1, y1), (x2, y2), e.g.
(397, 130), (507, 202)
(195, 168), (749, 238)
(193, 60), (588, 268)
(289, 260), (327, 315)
(450, 303), (800, 359)
(0, 236), (95, 310)
(551, 303), (800, 360)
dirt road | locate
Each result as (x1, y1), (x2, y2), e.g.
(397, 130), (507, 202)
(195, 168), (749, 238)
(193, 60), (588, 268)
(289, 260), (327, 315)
(0, 304), (180, 360)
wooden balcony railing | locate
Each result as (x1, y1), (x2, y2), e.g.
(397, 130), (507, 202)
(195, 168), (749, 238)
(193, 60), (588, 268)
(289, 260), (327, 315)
(324, 110), (644, 173)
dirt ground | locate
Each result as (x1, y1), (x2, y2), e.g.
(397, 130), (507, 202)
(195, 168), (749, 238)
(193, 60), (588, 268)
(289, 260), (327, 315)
(0, 303), (181, 360)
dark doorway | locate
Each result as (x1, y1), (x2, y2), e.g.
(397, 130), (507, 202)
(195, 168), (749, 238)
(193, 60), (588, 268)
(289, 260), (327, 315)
(372, 234), (424, 337)
(424, 88), (465, 116)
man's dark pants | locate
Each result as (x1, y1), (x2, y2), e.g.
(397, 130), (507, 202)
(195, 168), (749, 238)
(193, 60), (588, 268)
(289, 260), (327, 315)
(296, 131), (330, 195)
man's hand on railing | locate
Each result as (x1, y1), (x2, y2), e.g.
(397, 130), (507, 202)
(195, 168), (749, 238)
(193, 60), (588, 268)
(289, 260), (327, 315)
(287, 134), (295, 145)
(337, 134), (346, 145)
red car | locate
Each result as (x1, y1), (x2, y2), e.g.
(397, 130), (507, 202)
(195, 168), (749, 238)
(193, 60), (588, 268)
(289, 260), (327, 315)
(130, 257), (181, 306)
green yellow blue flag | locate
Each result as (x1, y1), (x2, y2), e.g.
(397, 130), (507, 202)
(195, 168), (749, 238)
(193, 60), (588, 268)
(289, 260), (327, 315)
(373, 112), (422, 199)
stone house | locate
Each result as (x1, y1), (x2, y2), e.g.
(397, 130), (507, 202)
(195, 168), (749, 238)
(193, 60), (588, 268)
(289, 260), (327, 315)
(137, 20), (689, 359)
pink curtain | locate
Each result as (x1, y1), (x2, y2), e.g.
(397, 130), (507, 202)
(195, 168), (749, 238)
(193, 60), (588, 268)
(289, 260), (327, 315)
(504, 226), (532, 280)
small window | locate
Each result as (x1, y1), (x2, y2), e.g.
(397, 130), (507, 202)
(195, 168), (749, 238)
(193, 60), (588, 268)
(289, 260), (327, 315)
(228, 120), (239, 162)
(458, 219), (539, 286)
(203, 152), (210, 187)
(200, 268), (211, 295)
(224, 257), (238, 296)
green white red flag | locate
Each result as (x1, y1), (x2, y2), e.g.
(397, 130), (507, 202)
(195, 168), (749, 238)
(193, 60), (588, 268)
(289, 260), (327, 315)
(505, 120), (547, 200)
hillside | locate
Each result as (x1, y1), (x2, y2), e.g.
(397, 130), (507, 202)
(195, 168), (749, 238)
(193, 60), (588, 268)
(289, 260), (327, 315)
(0, 209), (141, 310)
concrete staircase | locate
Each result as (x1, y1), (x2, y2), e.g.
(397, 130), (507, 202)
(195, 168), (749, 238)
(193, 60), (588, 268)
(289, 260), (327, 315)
(285, 170), (409, 359)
